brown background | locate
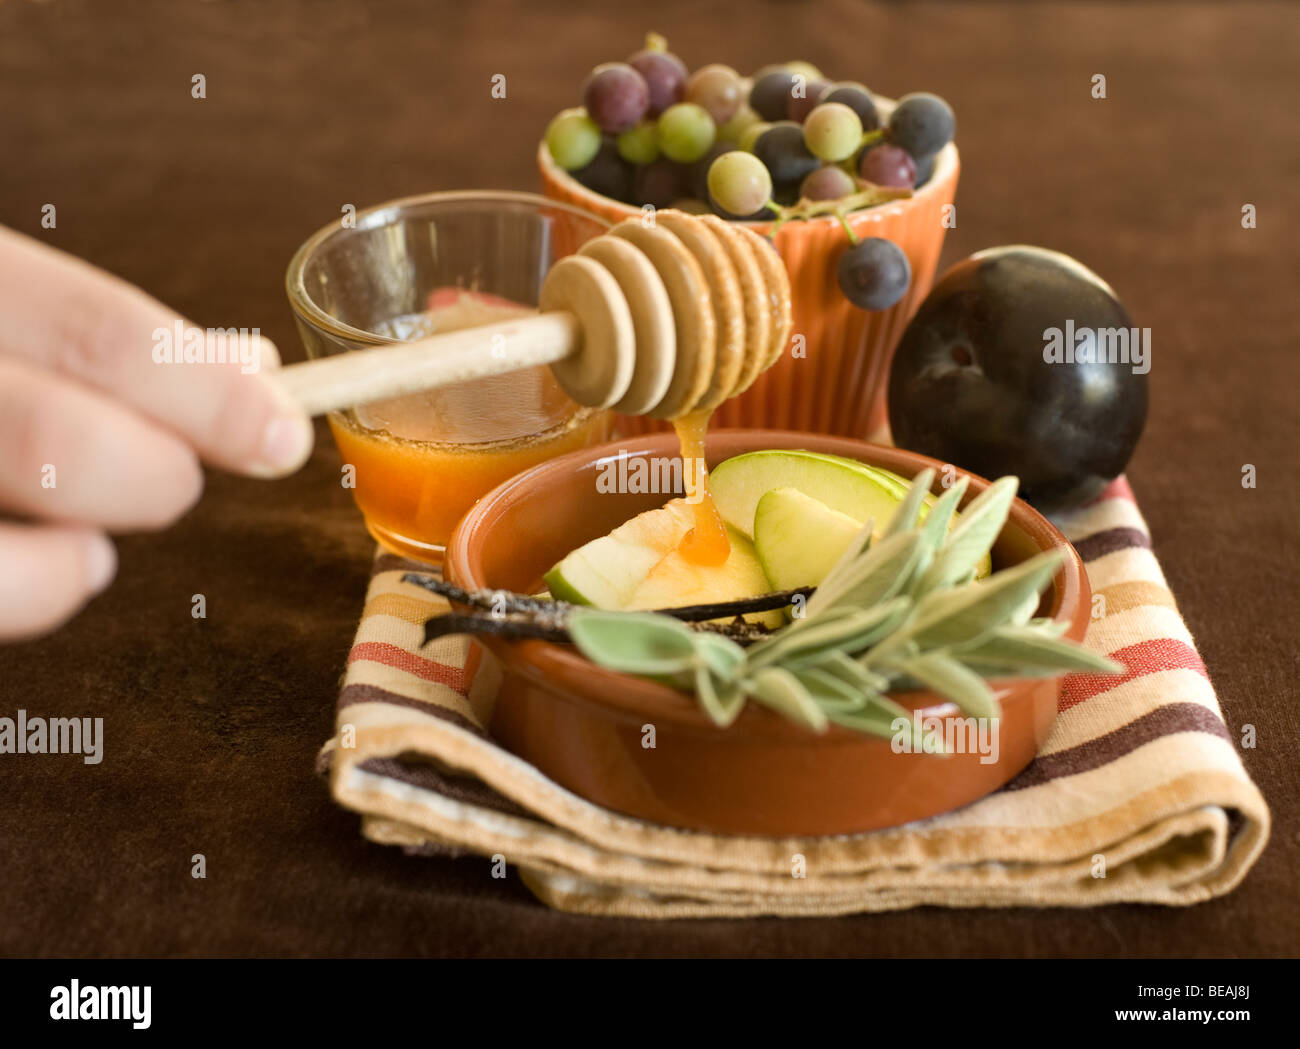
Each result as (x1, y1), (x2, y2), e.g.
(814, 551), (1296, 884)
(1, 0), (1297, 957)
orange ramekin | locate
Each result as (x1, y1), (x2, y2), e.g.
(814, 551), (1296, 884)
(538, 133), (959, 439)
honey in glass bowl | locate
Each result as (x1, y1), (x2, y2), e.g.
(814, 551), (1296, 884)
(286, 192), (614, 561)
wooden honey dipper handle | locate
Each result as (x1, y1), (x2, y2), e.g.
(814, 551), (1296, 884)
(274, 254), (638, 417)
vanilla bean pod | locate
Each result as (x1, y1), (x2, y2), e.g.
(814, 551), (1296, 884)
(401, 571), (811, 622)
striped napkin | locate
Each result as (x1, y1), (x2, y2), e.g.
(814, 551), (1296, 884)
(320, 477), (1270, 918)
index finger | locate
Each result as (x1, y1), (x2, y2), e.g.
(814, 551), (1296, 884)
(0, 226), (313, 478)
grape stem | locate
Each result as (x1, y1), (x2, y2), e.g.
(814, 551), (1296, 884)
(760, 183), (911, 240)
(859, 128), (886, 150)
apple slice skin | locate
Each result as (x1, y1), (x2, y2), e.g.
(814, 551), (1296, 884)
(710, 450), (905, 540)
(544, 499), (696, 607)
(544, 501), (782, 626)
(754, 487), (865, 591)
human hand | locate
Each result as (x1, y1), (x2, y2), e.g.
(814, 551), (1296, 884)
(0, 226), (314, 639)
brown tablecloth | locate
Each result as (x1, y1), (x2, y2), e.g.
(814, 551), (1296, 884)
(1, 0), (1295, 957)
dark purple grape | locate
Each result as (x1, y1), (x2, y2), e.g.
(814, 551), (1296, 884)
(749, 69), (798, 121)
(752, 123), (819, 194)
(858, 142), (916, 188)
(887, 92), (955, 159)
(573, 140), (634, 202)
(914, 152), (935, 188)
(583, 63), (651, 134)
(628, 48), (687, 117)
(820, 84), (879, 132)
(837, 237), (911, 311)
(786, 78), (831, 123)
(632, 158), (686, 208)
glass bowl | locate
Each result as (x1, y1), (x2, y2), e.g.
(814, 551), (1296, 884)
(286, 191), (614, 561)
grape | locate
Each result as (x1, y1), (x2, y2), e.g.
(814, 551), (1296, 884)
(820, 83), (880, 132)
(887, 92), (955, 159)
(573, 141), (634, 202)
(583, 63), (651, 134)
(749, 69), (798, 121)
(858, 142), (916, 188)
(800, 165), (855, 201)
(633, 158), (685, 208)
(803, 102), (863, 163)
(718, 103), (761, 145)
(688, 142), (731, 199)
(753, 122), (819, 192)
(685, 63), (744, 125)
(786, 77), (831, 123)
(545, 108), (601, 170)
(738, 120), (772, 153)
(709, 198), (777, 222)
(617, 121), (660, 164)
(784, 61), (823, 82)
(914, 152), (935, 188)
(657, 102), (716, 163)
(707, 151), (773, 217)
(836, 237), (911, 311)
(627, 47), (688, 117)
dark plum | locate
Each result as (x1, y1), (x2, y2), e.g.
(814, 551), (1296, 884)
(887, 247), (1148, 512)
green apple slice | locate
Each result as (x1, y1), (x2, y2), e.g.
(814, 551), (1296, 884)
(625, 526), (784, 628)
(710, 450), (905, 539)
(544, 499), (696, 607)
(754, 487), (866, 590)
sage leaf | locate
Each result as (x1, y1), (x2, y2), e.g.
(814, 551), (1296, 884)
(747, 666), (829, 733)
(893, 651), (999, 720)
(695, 662), (746, 727)
(749, 598), (910, 668)
(882, 468), (935, 539)
(878, 548), (1065, 655)
(809, 649), (893, 693)
(793, 666), (870, 711)
(916, 476), (1018, 594)
(806, 530), (924, 618)
(691, 631), (746, 680)
(955, 625), (1125, 676)
(916, 477), (968, 569)
(567, 609), (698, 675)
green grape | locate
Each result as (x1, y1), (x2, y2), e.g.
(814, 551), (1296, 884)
(718, 103), (761, 145)
(706, 151), (773, 217)
(784, 60), (824, 82)
(738, 120), (772, 153)
(617, 121), (660, 164)
(657, 102), (717, 164)
(802, 101), (863, 163)
(546, 108), (601, 170)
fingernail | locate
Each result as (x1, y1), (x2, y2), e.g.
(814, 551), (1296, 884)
(86, 534), (117, 594)
(256, 413), (314, 476)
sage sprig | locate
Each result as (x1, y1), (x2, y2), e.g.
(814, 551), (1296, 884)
(566, 472), (1124, 742)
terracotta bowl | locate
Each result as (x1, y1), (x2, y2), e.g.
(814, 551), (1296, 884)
(539, 110), (960, 441)
(444, 430), (1088, 837)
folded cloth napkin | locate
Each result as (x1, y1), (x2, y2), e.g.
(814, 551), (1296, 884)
(320, 477), (1270, 918)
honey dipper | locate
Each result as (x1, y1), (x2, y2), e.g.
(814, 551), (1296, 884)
(273, 210), (792, 421)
